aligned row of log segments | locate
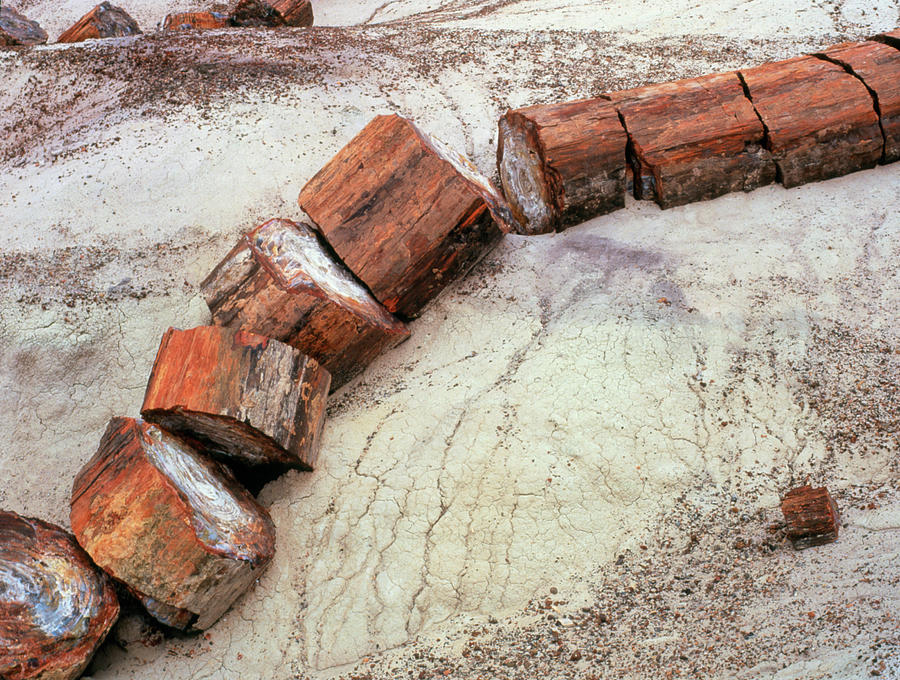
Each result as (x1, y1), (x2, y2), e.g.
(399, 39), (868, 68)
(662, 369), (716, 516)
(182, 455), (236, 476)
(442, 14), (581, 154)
(57, 2), (141, 43)
(162, 12), (228, 31)
(781, 485), (840, 550)
(0, 6), (48, 46)
(0, 511), (119, 680)
(142, 325), (330, 470)
(70, 418), (277, 631)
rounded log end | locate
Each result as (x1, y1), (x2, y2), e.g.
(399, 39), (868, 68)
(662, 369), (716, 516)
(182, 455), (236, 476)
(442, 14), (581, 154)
(497, 114), (557, 236)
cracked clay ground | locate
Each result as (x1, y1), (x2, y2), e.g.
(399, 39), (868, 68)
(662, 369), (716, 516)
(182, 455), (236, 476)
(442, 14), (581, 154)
(1, 1), (900, 678)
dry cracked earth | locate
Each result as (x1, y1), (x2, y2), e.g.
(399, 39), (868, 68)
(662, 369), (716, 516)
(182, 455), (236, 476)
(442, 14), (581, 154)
(2, 1), (900, 678)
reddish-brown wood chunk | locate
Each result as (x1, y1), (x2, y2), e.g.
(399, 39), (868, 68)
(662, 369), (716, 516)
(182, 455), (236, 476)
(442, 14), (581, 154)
(142, 325), (330, 470)
(819, 41), (900, 163)
(0, 6), (48, 46)
(57, 2), (141, 43)
(608, 72), (776, 208)
(0, 511), (119, 680)
(781, 485), (840, 549)
(497, 98), (627, 234)
(228, 0), (312, 27)
(162, 11), (228, 30)
(299, 114), (513, 319)
(70, 417), (276, 631)
(739, 56), (882, 188)
(201, 218), (410, 391)
(270, 0), (313, 26)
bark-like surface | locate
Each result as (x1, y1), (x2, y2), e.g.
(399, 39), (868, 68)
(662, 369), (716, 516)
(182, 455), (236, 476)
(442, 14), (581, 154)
(0, 511), (119, 680)
(228, 0), (312, 28)
(162, 12), (228, 30)
(142, 325), (330, 470)
(781, 485), (841, 549)
(299, 114), (513, 319)
(739, 56), (883, 188)
(70, 417), (276, 631)
(201, 218), (410, 391)
(0, 6), (48, 47)
(57, 2), (141, 43)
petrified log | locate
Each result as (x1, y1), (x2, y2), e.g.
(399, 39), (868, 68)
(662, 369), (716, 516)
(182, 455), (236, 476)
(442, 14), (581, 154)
(0, 511), (119, 680)
(817, 41), (900, 164)
(739, 56), (882, 188)
(781, 485), (840, 549)
(141, 325), (330, 470)
(497, 98), (627, 234)
(228, 0), (313, 27)
(608, 71), (776, 208)
(300, 114), (514, 318)
(57, 2), (141, 43)
(201, 218), (410, 391)
(162, 11), (228, 30)
(70, 417), (276, 631)
(0, 6), (48, 46)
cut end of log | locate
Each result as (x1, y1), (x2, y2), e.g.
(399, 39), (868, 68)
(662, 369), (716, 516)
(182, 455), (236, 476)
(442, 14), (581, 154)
(497, 113), (556, 235)
(162, 11), (228, 30)
(0, 6), (48, 46)
(781, 485), (840, 550)
(57, 2), (142, 43)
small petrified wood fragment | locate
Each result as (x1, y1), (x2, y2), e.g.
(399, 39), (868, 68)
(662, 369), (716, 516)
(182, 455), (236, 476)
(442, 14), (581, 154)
(608, 72), (776, 208)
(162, 11), (228, 30)
(739, 56), (882, 188)
(497, 98), (627, 234)
(201, 218), (410, 391)
(0, 6), (48, 46)
(70, 417), (276, 631)
(142, 325), (330, 470)
(300, 114), (514, 319)
(57, 2), (141, 43)
(228, 0), (313, 27)
(818, 41), (900, 163)
(781, 485), (840, 549)
(0, 511), (119, 680)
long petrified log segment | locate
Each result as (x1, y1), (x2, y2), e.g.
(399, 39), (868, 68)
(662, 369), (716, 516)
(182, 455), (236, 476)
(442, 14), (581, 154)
(57, 2), (141, 43)
(228, 0), (313, 27)
(0, 6), (48, 46)
(70, 418), (276, 631)
(739, 56), (882, 188)
(0, 511), (119, 680)
(299, 114), (514, 319)
(781, 485), (840, 550)
(818, 41), (900, 164)
(497, 98), (627, 235)
(201, 218), (410, 391)
(142, 325), (330, 470)
(163, 11), (228, 30)
(608, 72), (776, 208)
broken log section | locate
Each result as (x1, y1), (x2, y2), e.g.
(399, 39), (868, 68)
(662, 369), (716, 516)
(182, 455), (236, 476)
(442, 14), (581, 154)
(0, 6), (48, 46)
(141, 325), (330, 470)
(70, 417), (276, 631)
(57, 2), (141, 43)
(781, 485), (840, 549)
(201, 218), (410, 391)
(299, 114), (514, 319)
(0, 511), (119, 680)
(228, 0), (313, 27)
(163, 11), (228, 30)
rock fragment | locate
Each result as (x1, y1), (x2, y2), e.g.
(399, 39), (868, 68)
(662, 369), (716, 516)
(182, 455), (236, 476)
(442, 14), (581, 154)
(57, 2), (141, 43)
(162, 11), (228, 30)
(780, 485), (840, 549)
(0, 6), (48, 46)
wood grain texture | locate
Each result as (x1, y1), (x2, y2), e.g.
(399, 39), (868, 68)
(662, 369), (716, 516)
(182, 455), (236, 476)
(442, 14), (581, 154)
(608, 71), (776, 208)
(228, 0), (312, 27)
(162, 12), (228, 30)
(0, 511), (119, 680)
(142, 325), (330, 470)
(497, 98), (627, 234)
(781, 485), (840, 550)
(57, 2), (141, 43)
(299, 114), (512, 319)
(70, 417), (276, 631)
(0, 6), (48, 47)
(739, 56), (882, 188)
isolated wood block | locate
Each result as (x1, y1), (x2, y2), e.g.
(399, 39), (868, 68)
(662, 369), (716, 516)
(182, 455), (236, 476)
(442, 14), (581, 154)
(300, 114), (514, 318)
(0, 6), (48, 46)
(142, 325), (330, 470)
(818, 41), (900, 163)
(0, 511), (119, 680)
(201, 218), (410, 391)
(162, 11), (228, 30)
(497, 98), (627, 234)
(57, 2), (141, 43)
(70, 417), (276, 631)
(739, 56), (882, 188)
(781, 485), (840, 549)
(228, 0), (312, 27)
(608, 72), (776, 208)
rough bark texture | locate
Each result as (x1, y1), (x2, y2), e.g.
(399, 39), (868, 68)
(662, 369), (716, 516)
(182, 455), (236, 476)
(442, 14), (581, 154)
(228, 0), (312, 27)
(818, 40), (900, 164)
(739, 56), (882, 188)
(162, 11), (228, 30)
(299, 114), (513, 319)
(0, 6), (48, 46)
(141, 325), (330, 470)
(0, 511), (119, 680)
(201, 218), (410, 391)
(608, 71), (776, 208)
(270, 0), (313, 27)
(497, 98), (627, 234)
(781, 485), (841, 550)
(57, 2), (141, 43)
(70, 417), (276, 631)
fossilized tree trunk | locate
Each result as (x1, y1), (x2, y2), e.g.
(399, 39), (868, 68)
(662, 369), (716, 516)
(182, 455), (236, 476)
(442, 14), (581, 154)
(57, 2), (141, 42)
(229, 0), (313, 27)
(781, 485), (840, 549)
(163, 11), (228, 30)
(0, 6), (48, 46)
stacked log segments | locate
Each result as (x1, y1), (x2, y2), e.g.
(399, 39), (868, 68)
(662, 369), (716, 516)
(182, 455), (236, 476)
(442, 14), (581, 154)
(57, 2), (141, 43)
(781, 485), (840, 550)
(0, 511), (119, 680)
(141, 326), (330, 470)
(163, 11), (228, 30)
(201, 218), (410, 391)
(70, 418), (276, 630)
(228, 0), (313, 27)
(299, 114), (514, 319)
(0, 6), (48, 46)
